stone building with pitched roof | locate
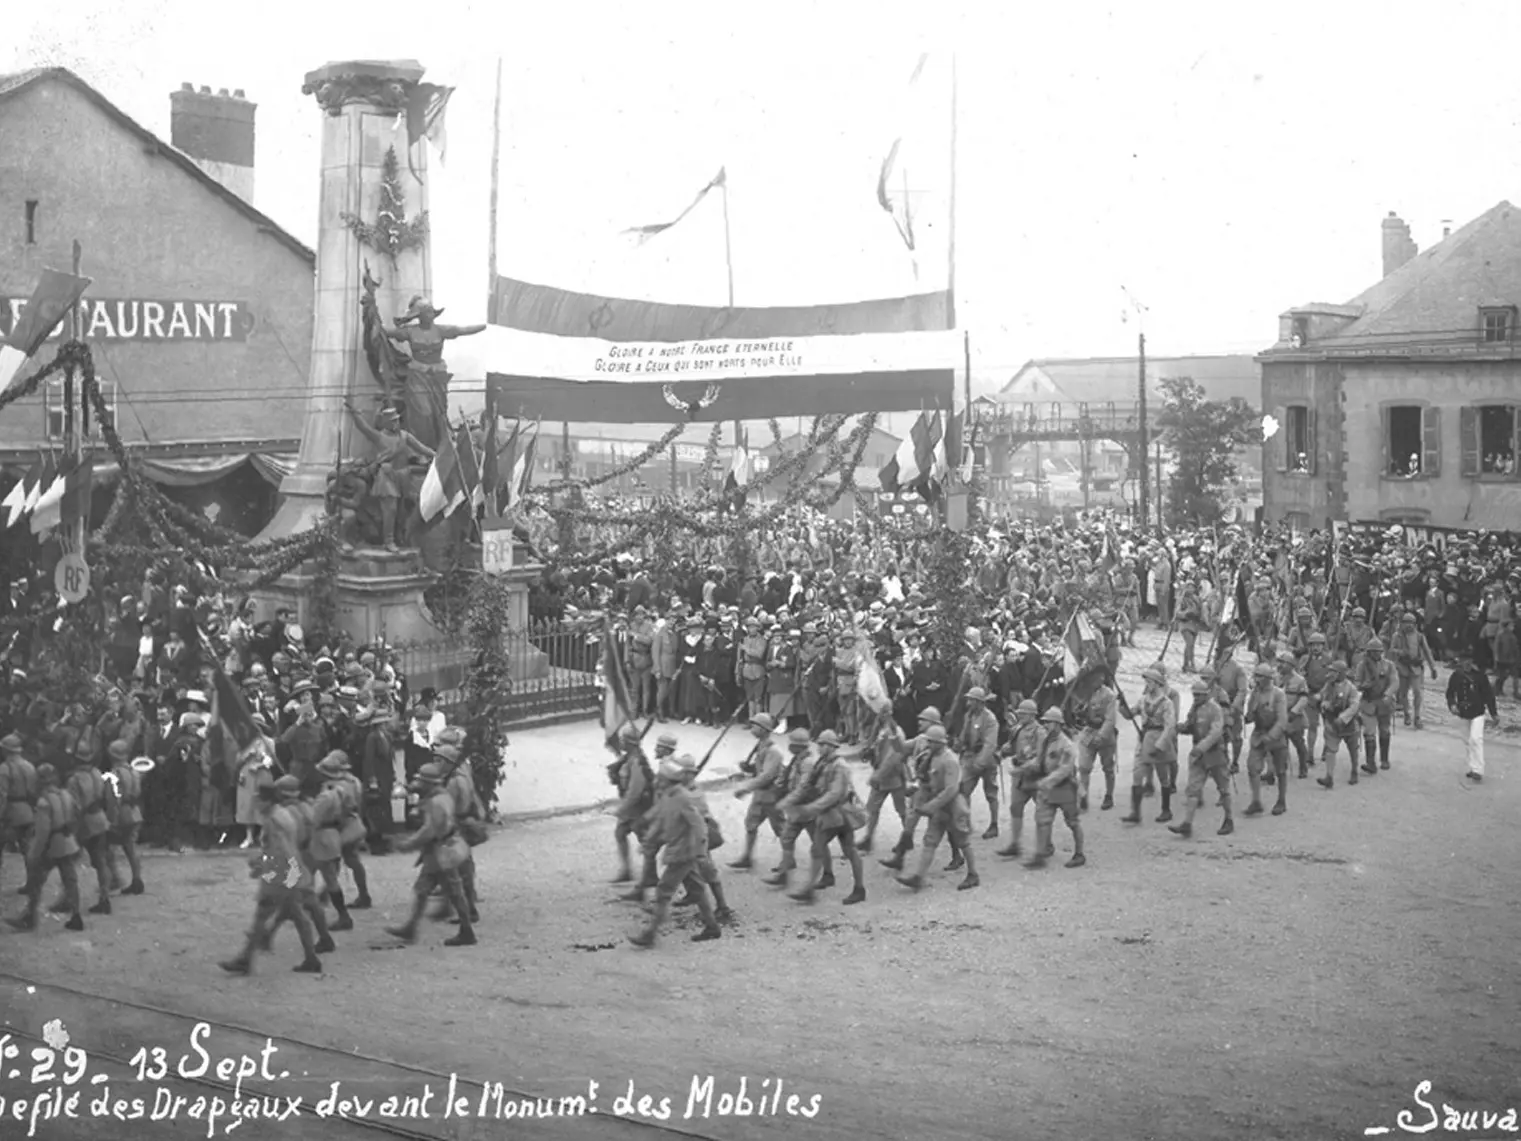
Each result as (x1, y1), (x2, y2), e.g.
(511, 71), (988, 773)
(1260, 204), (1521, 531)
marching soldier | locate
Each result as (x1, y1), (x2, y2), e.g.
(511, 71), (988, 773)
(1176, 579), (1205, 674)
(1075, 672), (1119, 811)
(434, 741), (484, 924)
(740, 619), (769, 721)
(995, 699), (1043, 857)
(1315, 661), (1364, 789)
(0, 732), (38, 889)
(104, 741), (146, 896)
(1286, 606), (1320, 658)
(64, 755), (113, 915)
(673, 760), (736, 925)
(386, 763), (476, 947)
(619, 732), (680, 902)
(329, 751), (371, 909)
(1168, 677), (1233, 837)
(1214, 643), (1249, 773)
(305, 755), (354, 932)
(627, 607), (656, 718)
(1122, 666), (1176, 825)
(858, 716), (911, 853)
(610, 723), (652, 882)
(1024, 706), (1086, 869)
(785, 732), (867, 905)
(1298, 632), (1332, 760)
(895, 724), (980, 892)
(220, 776), (323, 975)
(7, 764), (83, 932)
(762, 728), (824, 890)
(1244, 662), (1289, 816)
(629, 753), (721, 947)
(1275, 651), (1313, 780)
(730, 713), (786, 869)
(878, 707), (942, 871)
(956, 686), (1001, 838)
(1390, 612), (1438, 730)
(1338, 606), (1374, 668)
(1354, 637), (1399, 774)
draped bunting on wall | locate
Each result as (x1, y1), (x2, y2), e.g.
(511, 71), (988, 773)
(0, 451), (296, 489)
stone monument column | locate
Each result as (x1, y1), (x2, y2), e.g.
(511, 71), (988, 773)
(261, 59), (431, 540)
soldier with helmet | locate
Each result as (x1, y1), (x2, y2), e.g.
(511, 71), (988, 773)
(0, 732), (38, 889)
(63, 752), (113, 916)
(956, 686), (1001, 839)
(433, 736), (484, 925)
(730, 712), (786, 869)
(6, 763), (83, 932)
(1315, 661), (1364, 789)
(610, 723), (654, 882)
(1175, 577), (1205, 674)
(620, 731), (680, 903)
(1169, 676), (1233, 837)
(386, 762), (476, 947)
(307, 753), (355, 932)
(1213, 643), (1248, 774)
(1275, 650), (1313, 779)
(1024, 706), (1085, 869)
(1390, 611), (1438, 730)
(220, 775), (324, 974)
(629, 754), (721, 947)
(895, 724), (980, 892)
(1338, 606), (1373, 668)
(857, 711), (912, 853)
(762, 727), (826, 890)
(995, 699), (1044, 857)
(104, 740), (146, 897)
(879, 706), (943, 872)
(1297, 631), (1332, 760)
(1353, 637), (1399, 773)
(1244, 661), (1289, 816)
(1122, 666), (1177, 825)
(1074, 670), (1119, 812)
(784, 731), (867, 905)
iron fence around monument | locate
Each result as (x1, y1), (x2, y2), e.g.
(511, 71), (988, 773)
(392, 621), (619, 727)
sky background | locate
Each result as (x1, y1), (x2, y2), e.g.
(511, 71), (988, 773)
(7, 0), (1521, 401)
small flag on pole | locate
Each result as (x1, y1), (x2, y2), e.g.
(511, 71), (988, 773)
(454, 421), (481, 512)
(878, 410), (944, 498)
(724, 436), (751, 509)
(403, 83), (453, 167)
(0, 269), (92, 391)
(623, 168), (726, 247)
(478, 414), (499, 515)
(506, 419), (540, 508)
(418, 429), (467, 521)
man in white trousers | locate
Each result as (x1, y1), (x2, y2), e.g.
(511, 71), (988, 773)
(1446, 653), (1498, 783)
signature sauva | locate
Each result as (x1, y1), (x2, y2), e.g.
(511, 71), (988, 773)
(1365, 1082), (1520, 1135)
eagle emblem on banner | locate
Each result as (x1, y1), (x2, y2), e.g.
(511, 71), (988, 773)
(662, 383), (721, 419)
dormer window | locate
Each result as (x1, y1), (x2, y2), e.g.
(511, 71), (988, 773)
(1291, 316), (1310, 346)
(1481, 306), (1516, 344)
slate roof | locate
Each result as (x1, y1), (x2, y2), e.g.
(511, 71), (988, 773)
(996, 354), (1260, 408)
(0, 67), (314, 265)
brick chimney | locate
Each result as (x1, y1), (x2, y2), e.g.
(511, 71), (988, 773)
(1381, 211), (1417, 277)
(170, 83), (255, 203)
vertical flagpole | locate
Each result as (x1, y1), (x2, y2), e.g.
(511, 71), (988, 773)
(721, 176), (742, 461)
(69, 240), (84, 559)
(488, 56), (503, 296)
(941, 52), (958, 526)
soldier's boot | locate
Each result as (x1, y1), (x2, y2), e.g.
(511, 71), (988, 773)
(729, 832), (758, 870)
(1244, 773), (1264, 815)
(1026, 824), (1053, 869)
(879, 833), (913, 870)
(1361, 738), (1378, 775)
(789, 855), (821, 903)
(89, 896), (112, 916)
(1271, 776), (1287, 815)
(219, 953), (253, 976)
(628, 894), (671, 949)
(1142, 777), (1156, 798)
(1155, 786), (1173, 824)
(761, 860), (792, 889)
(385, 894), (427, 944)
(957, 844), (980, 890)
(6, 901), (38, 931)
(1379, 735), (1391, 770)
(1120, 787), (1144, 824)
(349, 863), (371, 908)
(1172, 795), (1199, 836)
(443, 886), (477, 946)
(618, 885), (647, 902)
(982, 794), (999, 839)
(897, 843), (937, 890)
(945, 838), (965, 873)
(1218, 795), (1234, 835)
(328, 890), (354, 931)
(1065, 822), (1086, 868)
(995, 814), (1023, 857)
(1101, 770), (1115, 810)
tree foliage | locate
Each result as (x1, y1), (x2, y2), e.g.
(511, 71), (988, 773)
(1154, 376), (1262, 529)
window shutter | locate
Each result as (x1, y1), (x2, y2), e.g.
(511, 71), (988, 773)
(1380, 405), (1390, 477)
(1422, 405), (1442, 477)
(1273, 404), (1288, 472)
(1459, 406), (1480, 477)
(1306, 407), (1318, 475)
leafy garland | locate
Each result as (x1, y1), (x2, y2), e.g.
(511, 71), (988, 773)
(700, 422), (724, 484)
(340, 146), (429, 266)
(534, 422), (686, 495)
(460, 572), (515, 815)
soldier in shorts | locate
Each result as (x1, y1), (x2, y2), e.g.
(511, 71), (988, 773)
(895, 725), (980, 892)
(1170, 677), (1233, 837)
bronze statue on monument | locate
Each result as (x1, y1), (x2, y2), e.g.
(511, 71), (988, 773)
(383, 296), (485, 452)
(341, 401), (434, 550)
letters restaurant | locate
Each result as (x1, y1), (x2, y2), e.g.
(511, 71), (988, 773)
(0, 67), (315, 540)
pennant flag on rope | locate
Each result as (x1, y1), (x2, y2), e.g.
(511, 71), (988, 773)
(876, 53), (929, 255)
(622, 168), (726, 247)
(3, 457), (42, 528)
(30, 455), (80, 535)
(23, 455), (56, 515)
(418, 428), (467, 521)
(0, 269), (92, 391)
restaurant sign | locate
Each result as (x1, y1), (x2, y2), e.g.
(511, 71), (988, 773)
(1, 297), (255, 342)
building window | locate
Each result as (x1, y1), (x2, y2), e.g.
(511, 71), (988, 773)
(1481, 307), (1516, 344)
(1461, 404), (1519, 477)
(1291, 316), (1310, 346)
(1383, 404), (1440, 478)
(44, 379), (116, 441)
(1285, 405), (1312, 473)
(24, 200), (38, 245)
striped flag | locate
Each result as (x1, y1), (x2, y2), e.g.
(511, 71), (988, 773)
(878, 410), (944, 497)
(477, 414), (500, 514)
(3, 458), (43, 528)
(403, 83), (453, 166)
(623, 168), (726, 247)
(418, 428), (467, 521)
(454, 421), (481, 512)
(600, 616), (635, 743)
(724, 436), (751, 509)
(0, 269), (92, 391)
(505, 419), (540, 509)
(1062, 609), (1099, 678)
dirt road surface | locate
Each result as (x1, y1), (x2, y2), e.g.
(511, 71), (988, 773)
(2, 626), (1519, 1141)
